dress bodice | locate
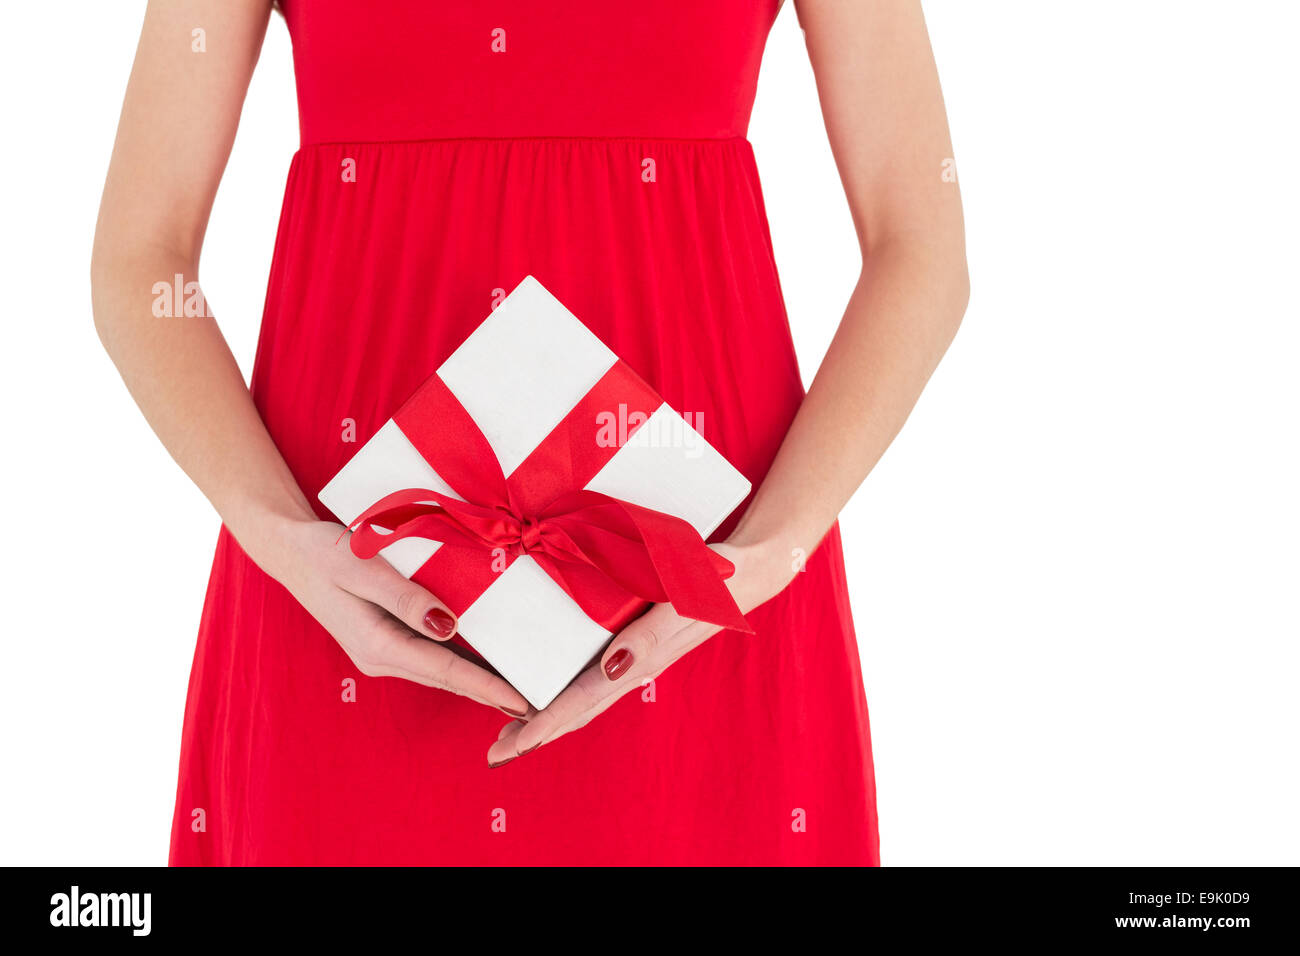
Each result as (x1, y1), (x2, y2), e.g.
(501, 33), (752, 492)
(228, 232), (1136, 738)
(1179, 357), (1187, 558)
(282, 0), (782, 145)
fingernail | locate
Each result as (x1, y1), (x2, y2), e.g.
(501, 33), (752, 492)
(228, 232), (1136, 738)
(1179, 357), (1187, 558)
(520, 742), (540, 755)
(424, 608), (456, 637)
(488, 756), (515, 769)
(604, 648), (633, 681)
(498, 705), (527, 719)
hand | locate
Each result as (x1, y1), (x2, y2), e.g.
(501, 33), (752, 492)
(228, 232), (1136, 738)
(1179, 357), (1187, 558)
(247, 514), (532, 718)
(485, 539), (798, 766)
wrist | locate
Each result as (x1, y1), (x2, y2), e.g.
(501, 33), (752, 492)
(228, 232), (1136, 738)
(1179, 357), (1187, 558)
(220, 492), (319, 578)
(721, 534), (805, 610)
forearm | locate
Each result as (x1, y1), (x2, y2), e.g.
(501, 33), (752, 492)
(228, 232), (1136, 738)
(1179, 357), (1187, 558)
(91, 247), (314, 562)
(728, 239), (969, 569)
(89, 1), (292, 562)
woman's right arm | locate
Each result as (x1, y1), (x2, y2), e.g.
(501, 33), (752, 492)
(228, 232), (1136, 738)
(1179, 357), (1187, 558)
(91, 0), (531, 718)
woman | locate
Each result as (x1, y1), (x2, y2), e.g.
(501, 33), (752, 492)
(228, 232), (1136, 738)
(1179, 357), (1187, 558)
(93, 0), (967, 865)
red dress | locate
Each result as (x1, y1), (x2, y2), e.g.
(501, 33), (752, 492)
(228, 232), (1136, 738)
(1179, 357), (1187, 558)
(170, 0), (880, 865)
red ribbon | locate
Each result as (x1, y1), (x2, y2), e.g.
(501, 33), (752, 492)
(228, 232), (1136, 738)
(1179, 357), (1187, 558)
(347, 363), (752, 635)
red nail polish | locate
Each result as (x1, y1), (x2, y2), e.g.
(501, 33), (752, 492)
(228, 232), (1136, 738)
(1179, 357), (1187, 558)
(604, 648), (633, 680)
(424, 608), (456, 637)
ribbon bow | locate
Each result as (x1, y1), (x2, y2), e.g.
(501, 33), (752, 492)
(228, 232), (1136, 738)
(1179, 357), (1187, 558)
(347, 371), (753, 635)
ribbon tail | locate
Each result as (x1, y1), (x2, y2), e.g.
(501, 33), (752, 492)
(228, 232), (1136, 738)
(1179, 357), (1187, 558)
(617, 505), (754, 634)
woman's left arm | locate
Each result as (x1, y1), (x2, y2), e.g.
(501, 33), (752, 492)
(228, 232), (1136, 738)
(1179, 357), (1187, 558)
(488, 0), (969, 766)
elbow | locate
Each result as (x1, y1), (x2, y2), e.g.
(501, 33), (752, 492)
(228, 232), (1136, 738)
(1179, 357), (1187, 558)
(861, 225), (970, 339)
(91, 197), (200, 356)
(928, 225), (970, 340)
(89, 231), (168, 356)
(89, 257), (132, 359)
(89, 245), (116, 353)
(89, 218), (127, 351)
(948, 255), (970, 333)
(915, 243), (970, 343)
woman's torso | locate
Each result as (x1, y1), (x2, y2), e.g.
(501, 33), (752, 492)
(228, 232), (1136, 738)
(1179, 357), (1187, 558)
(170, 0), (881, 866)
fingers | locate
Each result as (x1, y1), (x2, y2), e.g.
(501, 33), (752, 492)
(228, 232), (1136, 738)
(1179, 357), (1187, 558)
(344, 558), (459, 642)
(313, 526), (531, 715)
(488, 719), (530, 768)
(597, 602), (688, 684)
(518, 668), (613, 750)
(487, 605), (726, 767)
(487, 622), (662, 766)
(370, 617), (531, 716)
(489, 722), (528, 767)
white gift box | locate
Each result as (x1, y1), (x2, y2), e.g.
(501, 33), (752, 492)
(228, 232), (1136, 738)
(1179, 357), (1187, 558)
(318, 276), (751, 709)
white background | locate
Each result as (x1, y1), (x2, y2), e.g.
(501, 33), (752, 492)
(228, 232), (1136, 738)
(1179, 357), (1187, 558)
(1, 2), (1296, 866)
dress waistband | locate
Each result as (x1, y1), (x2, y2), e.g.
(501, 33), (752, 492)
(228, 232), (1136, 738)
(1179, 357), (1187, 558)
(296, 135), (753, 150)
